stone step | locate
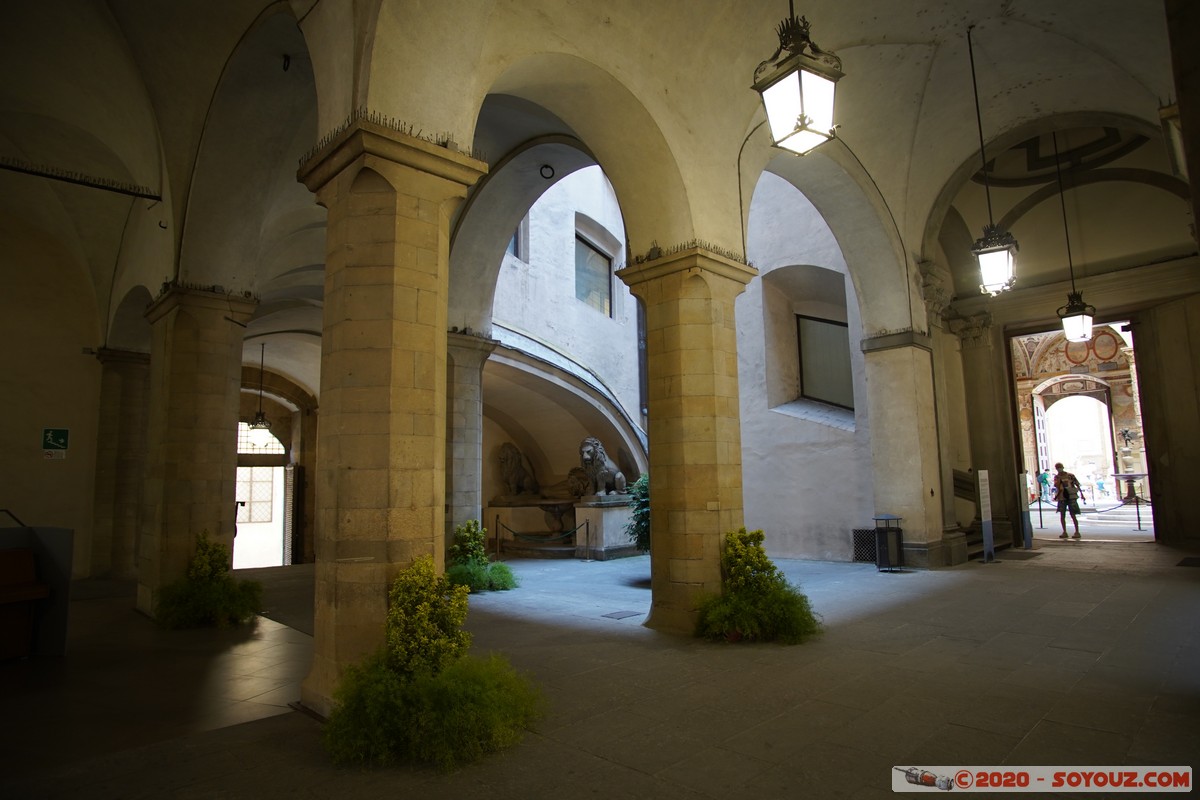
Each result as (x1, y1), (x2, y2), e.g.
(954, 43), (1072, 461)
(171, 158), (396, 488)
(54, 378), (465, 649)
(500, 536), (576, 559)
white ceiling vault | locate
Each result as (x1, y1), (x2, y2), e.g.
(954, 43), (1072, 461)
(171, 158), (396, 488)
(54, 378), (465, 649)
(0, 1), (1189, 405)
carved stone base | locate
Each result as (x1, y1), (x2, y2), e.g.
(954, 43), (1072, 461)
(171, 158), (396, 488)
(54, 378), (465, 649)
(574, 498), (637, 560)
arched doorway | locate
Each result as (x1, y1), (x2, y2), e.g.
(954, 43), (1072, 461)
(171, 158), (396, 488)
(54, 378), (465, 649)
(1010, 324), (1153, 537)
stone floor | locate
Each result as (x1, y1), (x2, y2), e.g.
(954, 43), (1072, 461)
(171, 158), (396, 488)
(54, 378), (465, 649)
(2, 524), (1197, 799)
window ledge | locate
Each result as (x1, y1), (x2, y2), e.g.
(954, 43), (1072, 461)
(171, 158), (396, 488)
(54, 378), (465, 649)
(769, 398), (855, 431)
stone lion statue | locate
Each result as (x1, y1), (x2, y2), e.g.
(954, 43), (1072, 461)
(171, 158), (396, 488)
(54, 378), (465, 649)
(579, 436), (627, 495)
(498, 442), (538, 496)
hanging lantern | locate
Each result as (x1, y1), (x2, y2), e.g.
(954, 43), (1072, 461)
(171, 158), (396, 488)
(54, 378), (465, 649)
(752, 7), (844, 156)
(973, 224), (1018, 295)
(966, 26), (1017, 295)
(1057, 291), (1095, 343)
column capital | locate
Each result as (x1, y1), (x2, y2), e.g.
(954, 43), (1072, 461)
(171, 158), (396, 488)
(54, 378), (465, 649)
(95, 347), (150, 366)
(948, 313), (994, 349)
(144, 284), (257, 326)
(298, 113), (487, 198)
(447, 331), (499, 366)
(617, 246), (757, 293)
(917, 260), (951, 321)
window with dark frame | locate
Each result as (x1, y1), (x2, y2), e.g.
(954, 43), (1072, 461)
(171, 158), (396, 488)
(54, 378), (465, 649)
(574, 235), (612, 316)
(796, 314), (854, 409)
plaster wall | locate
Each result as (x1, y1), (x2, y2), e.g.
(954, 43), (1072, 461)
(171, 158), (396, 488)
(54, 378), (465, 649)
(738, 173), (874, 560)
(0, 223), (101, 576)
(491, 166), (640, 422)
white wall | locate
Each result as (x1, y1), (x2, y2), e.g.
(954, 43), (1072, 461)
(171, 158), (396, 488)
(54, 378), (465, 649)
(491, 166), (641, 423)
(739, 172), (875, 560)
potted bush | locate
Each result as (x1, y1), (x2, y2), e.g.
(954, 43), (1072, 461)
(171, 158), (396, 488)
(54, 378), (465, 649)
(323, 555), (542, 769)
(445, 519), (518, 592)
(155, 531), (262, 629)
(623, 473), (650, 552)
(696, 528), (820, 644)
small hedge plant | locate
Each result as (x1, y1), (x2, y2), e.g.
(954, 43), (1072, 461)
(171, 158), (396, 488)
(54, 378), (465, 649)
(696, 528), (821, 644)
(623, 473), (650, 552)
(323, 555), (543, 770)
(446, 519), (518, 592)
(155, 531), (262, 629)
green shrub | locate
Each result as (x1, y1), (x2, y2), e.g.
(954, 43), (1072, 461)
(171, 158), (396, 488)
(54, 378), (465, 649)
(485, 561), (517, 590)
(383, 555), (470, 679)
(696, 528), (820, 644)
(447, 560), (491, 592)
(448, 519), (489, 565)
(398, 654), (544, 770)
(323, 652), (544, 770)
(623, 473), (650, 552)
(322, 651), (408, 767)
(445, 520), (518, 593)
(155, 532), (262, 629)
(447, 559), (519, 593)
(323, 556), (543, 770)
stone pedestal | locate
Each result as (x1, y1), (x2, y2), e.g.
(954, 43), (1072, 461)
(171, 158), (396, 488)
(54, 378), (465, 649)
(574, 495), (635, 560)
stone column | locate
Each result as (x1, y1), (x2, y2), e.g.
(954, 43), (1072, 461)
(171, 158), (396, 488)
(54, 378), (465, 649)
(91, 348), (150, 578)
(446, 332), (498, 542)
(950, 313), (1020, 545)
(918, 262), (967, 564)
(617, 247), (756, 634)
(297, 407), (319, 563)
(138, 287), (256, 615)
(860, 331), (946, 566)
(297, 119), (486, 717)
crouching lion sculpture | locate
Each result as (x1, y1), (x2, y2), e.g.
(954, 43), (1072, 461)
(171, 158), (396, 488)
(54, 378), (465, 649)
(498, 441), (539, 496)
(579, 436), (627, 495)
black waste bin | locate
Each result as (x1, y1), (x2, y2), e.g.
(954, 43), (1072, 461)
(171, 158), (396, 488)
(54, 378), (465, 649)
(873, 514), (903, 572)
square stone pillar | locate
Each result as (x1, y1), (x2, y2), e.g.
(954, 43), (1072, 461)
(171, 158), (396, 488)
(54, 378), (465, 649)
(92, 348), (150, 579)
(860, 332), (946, 566)
(617, 247), (756, 634)
(446, 332), (498, 542)
(948, 315), (1021, 546)
(138, 287), (256, 615)
(298, 119), (486, 717)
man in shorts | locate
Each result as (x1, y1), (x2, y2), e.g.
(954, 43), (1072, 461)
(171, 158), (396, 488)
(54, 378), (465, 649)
(1053, 462), (1083, 539)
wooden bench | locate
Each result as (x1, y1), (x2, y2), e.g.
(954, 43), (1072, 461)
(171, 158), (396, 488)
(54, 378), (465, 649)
(0, 548), (50, 660)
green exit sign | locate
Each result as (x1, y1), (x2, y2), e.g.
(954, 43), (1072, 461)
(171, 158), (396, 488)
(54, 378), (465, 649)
(43, 428), (69, 450)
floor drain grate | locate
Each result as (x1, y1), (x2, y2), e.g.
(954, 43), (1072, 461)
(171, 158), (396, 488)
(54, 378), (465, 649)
(602, 610), (641, 620)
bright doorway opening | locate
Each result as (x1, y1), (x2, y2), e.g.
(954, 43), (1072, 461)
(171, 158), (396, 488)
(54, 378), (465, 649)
(234, 423), (288, 568)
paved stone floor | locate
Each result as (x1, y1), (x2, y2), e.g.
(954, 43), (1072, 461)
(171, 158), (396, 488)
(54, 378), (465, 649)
(2, 525), (1197, 799)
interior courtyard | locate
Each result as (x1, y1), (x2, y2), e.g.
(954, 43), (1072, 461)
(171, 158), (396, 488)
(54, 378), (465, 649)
(2, 0), (1199, 795)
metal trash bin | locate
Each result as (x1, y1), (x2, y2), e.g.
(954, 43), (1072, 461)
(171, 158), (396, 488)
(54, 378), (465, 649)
(873, 514), (903, 572)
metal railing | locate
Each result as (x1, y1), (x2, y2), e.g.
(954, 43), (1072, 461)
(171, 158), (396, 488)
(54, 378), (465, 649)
(493, 516), (592, 560)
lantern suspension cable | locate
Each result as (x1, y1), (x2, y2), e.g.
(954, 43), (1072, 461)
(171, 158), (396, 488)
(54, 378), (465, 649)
(1052, 131), (1096, 343)
(967, 26), (1018, 296)
(250, 342), (271, 429)
(968, 27), (994, 228)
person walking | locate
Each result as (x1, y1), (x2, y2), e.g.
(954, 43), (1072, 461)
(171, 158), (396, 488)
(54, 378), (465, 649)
(1053, 462), (1084, 539)
(1037, 468), (1051, 502)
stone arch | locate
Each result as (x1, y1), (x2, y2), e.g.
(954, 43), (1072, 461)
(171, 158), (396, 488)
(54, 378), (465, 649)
(477, 52), (695, 259)
(923, 111), (1169, 286)
(108, 286), (154, 353)
(179, 6), (320, 295)
(449, 133), (598, 333)
(762, 143), (915, 337)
